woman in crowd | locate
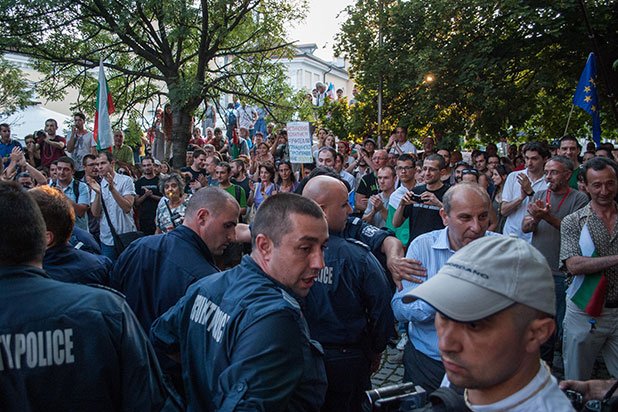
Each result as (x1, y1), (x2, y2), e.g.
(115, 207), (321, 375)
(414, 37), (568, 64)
(155, 173), (191, 234)
(249, 141), (274, 176)
(490, 164), (510, 233)
(249, 162), (277, 211)
(324, 133), (336, 149)
(275, 160), (298, 193)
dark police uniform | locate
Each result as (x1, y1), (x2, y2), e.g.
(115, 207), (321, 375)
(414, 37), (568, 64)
(110, 225), (219, 334)
(305, 234), (394, 412)
(43, 243), (112, 286)
(343, 216), (394, 273)
(151, 255), (327, 412)
(0, 265), (170, 411)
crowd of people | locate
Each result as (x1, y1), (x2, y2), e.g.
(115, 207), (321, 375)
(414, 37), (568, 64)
(2, 107), (618, 411)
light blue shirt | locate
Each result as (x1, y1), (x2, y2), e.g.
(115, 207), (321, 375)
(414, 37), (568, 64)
(391, 228), (500, 360)
(60, 178), (90, 231)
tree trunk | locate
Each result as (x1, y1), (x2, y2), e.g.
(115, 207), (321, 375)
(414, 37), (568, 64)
(170, 108), (195, 168)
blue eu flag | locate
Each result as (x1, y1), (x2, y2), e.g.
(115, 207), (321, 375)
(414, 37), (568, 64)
(573, 53), (601, 147)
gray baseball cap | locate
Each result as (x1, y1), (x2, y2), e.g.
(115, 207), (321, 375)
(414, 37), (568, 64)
(403, 235), (555, 321)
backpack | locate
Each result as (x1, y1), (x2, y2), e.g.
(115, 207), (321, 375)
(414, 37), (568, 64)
(227, 110), (237, 127)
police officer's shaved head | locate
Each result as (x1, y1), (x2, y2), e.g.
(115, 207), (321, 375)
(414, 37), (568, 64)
(184, 187), (238, 220)
(302, 176), (351, 233)
(29, 185), (76, 248)
(0, 181), (46, 266)
(251, 193), (325, 247)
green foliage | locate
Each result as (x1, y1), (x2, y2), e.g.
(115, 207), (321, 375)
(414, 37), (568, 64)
(337, 0), (618, 146)
(0, 0), (307, 166)
(123, 116), (145, 148)
(0, 56), (32, 116)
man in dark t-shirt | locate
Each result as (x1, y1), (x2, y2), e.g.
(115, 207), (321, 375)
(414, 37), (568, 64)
(134, 157), (162, 235)
(392, 154), (449, 242)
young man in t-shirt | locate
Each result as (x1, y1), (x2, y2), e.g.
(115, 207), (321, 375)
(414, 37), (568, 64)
(134, 157), (162, 235)
(40, 118), (67, 168)
(392, 154), (449, 243)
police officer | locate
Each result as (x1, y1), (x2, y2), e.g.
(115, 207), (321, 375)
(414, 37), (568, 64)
(30, 185), (112, 286)
(296, 166), (423, 290)
(110, 187), (240, 334)
(0, 180), (171, 411)
(111, 187), (239, 396)
(151, 193), (329, 411)
(303, 176), (394, 411)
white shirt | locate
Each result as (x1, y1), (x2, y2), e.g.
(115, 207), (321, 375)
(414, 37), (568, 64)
(92, 173), (137, 246)
(442, 361), (575, 411)
(237, 105), (257, 130)
(68, 130), (95, 171)
(390, 140), (417, 155)
(501, 168), (547, 242)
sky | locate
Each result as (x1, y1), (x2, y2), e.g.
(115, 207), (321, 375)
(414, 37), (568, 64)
(285, 0), (355, 62)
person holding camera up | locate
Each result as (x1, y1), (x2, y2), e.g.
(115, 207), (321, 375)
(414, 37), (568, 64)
(392, 154), (449, 243)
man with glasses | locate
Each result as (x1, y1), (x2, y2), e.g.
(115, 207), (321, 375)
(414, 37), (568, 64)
(392, 154), (449, 243)
(387, 154), (417, 246)
(523, 156), (588, 363)
(356, 149), (388, 214)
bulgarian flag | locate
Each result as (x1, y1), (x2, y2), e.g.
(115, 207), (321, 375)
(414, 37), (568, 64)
(566, 223), (607, 317)
(93, 58), (115, 151)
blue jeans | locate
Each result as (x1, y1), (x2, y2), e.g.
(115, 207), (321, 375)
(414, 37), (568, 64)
(100, 243), (117, 262)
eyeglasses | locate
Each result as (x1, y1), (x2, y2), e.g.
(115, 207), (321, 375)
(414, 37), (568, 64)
(461, 169), (479, 177)
(395, 166), (414, 171)
(544, 170), (566, 176)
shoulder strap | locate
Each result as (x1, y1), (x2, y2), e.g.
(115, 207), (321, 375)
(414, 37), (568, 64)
(234, 184), (241, 202)
(73, 179), (80, 203)
(99, 189), (121, 243)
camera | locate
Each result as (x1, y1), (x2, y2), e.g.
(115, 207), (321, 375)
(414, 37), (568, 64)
(410, 192), (424, 202)
(363, 383), (427, 412)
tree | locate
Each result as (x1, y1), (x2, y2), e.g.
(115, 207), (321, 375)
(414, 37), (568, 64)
(0, 0), (306, 166)
(337, 0), (618, 145)
(0, 56), (32, 117)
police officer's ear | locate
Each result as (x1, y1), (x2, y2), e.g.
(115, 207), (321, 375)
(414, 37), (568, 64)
(253, 233), (273, 258)
(524, 317), (555, 354)
(45, 230), (55, 249)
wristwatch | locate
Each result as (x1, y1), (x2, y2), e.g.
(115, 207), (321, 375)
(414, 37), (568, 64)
(527, 190), (535, 197)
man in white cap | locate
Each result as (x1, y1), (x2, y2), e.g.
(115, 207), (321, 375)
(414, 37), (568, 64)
(404, 235), (574, 411)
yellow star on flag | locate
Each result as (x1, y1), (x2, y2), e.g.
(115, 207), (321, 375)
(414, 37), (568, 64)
(584, 96), (592, 102)
(584, 86), (591, 93)
(589, 78), (596, 86)
(591, 105), (597, 112)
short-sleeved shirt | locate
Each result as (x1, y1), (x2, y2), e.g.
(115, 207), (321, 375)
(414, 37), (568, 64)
(68, 131), (95, 171)
(402, 183), (449, 242)
(112, 144), (134, 165)
(0, 139), (22, 168)
(501, 169), (548, 241)
(134, 176), (162, 235)
(223, 184), (247, 210)
(363, 191), (390, 228)
(92, 173), (137, 246)
(58, 178), (91, 231)
(528, 189), (588, 275)
(237, 105), (257, 129)
(389, 140), (417, 155)
(356, 172), (378, 197)
(156, 196), (190, 233)
(561, 203), (618, 305)
(40, 136), (66, 168)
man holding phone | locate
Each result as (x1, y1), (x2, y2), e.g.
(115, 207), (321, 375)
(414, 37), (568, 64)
(134, 156), (162, 235)
(392, 154), (449, 243)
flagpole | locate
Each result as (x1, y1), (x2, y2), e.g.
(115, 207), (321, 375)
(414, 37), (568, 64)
(578, 0), (618, 123)
(564, 104), (575, 136)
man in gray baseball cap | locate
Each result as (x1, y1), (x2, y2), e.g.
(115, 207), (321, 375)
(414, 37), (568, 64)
(404, 235), (574, 411)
